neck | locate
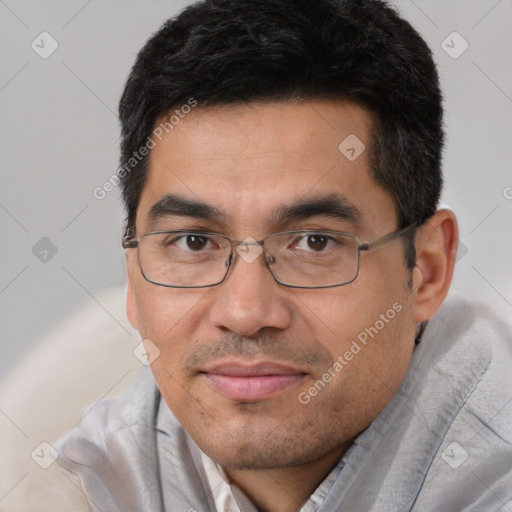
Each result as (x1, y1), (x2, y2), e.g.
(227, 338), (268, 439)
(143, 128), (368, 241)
(222, 441), (351, 512)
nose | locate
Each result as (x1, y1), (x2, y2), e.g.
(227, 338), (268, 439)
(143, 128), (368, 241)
(208, 244), (293, 337)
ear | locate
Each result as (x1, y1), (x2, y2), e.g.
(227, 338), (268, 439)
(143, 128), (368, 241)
(125, 252), (140, 331)
(411, 209), (458, 323)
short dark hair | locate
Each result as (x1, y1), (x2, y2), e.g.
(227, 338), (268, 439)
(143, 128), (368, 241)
(119, 0), (444, 270)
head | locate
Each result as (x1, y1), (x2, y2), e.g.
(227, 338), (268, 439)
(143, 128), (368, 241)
(120, 0), (458, 470)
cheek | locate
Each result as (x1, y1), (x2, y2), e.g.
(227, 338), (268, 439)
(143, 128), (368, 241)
(298, 276), (409, 354)
(299, 272), (413, 402)
(132, 277), (208, 337)
(299, 303), (413, 437)
(131, 286), (208, 419)
(130, 279), (212, 385)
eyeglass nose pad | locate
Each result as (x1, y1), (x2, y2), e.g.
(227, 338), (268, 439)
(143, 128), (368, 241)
(224, 252), (234, 268)
(263, 249), (276, 265)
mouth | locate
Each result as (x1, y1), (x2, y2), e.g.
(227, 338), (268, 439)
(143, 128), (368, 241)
(201, 360), (307, 402)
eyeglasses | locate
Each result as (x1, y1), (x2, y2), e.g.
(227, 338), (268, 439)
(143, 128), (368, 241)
(122, 222), (417, 289)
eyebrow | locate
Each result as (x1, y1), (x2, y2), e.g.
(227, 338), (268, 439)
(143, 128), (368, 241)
(271, 193), (362, 229)
(148, 194), (228, 225)
(147, 192), (362, 230)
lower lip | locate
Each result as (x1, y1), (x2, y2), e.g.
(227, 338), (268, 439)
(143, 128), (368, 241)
(204, 374), (305, 401)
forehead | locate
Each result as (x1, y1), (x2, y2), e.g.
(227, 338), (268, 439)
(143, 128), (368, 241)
(137, 100), (397, 236)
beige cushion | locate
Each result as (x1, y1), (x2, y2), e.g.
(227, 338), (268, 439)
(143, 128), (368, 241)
(0, 286), (141, 510)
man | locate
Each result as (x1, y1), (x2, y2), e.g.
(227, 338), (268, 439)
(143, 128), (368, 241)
(55, 0), (512, 510)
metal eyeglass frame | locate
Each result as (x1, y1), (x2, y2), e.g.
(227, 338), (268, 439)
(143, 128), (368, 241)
(122, 221), (418, 289)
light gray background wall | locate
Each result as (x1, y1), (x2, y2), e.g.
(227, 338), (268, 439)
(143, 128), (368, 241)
(1, 0), (511, 379)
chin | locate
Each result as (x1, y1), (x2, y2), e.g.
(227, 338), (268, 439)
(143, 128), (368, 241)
(193, 423), (335, 471)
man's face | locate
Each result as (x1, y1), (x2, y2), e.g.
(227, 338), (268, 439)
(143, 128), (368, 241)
(126, 100), (417, 470)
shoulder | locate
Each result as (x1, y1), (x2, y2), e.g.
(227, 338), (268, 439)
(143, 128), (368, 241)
(55, 365), (160, 462)
(415, 294), (512, 510)
(52, 368), (161, 510)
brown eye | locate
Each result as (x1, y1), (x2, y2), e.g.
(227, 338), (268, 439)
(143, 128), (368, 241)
(186, 235), (208, 250)
(306, 235), (328, 251)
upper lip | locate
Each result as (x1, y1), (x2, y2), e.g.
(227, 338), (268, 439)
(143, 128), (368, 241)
(202, 360), (306, 377)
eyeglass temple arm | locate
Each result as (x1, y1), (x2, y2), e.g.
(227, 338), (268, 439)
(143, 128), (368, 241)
(122, 225), (139, 249)
(122, 239), (139, 249)
(358, 222), (418, 252)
